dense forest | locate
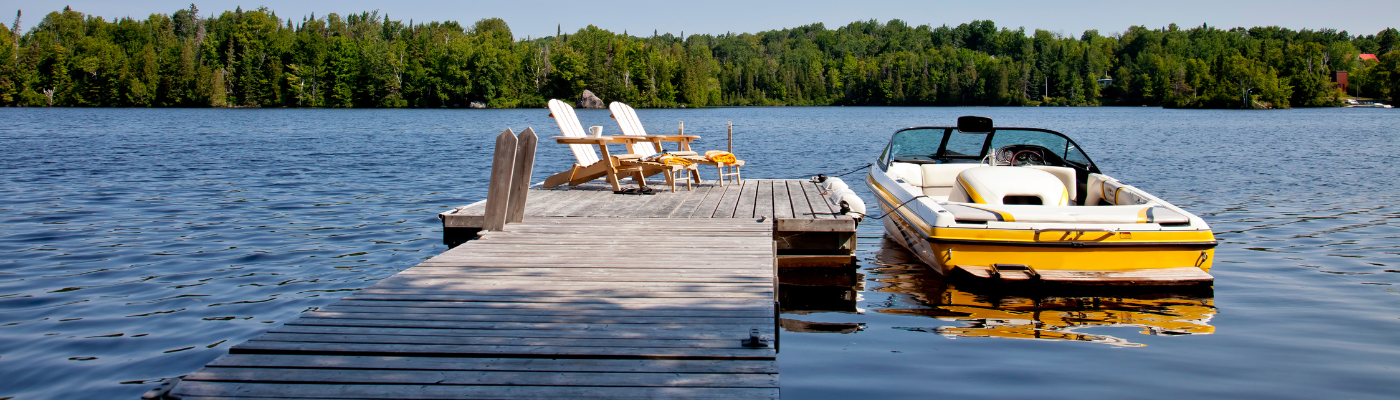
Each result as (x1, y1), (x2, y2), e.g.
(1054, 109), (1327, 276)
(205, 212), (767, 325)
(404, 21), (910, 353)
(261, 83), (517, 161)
(0, 5), (1397, 109)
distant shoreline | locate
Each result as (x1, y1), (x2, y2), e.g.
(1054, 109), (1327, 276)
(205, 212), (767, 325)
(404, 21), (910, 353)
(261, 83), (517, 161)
(1, 6), (1394, 110)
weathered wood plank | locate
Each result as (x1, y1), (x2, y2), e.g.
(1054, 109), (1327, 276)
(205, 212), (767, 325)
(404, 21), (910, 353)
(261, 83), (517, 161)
(318, 305), (772, 318)
(172, 382), (779, 399)
(753, 180), (775, 219)
(395, 267), (771, 276)
(231, 341), (776, 360)
(374, 277), (775, 289)
(184, 367), (778, 388)
(789, 180), (817, 218)
(557, 192), (616, 217)
(352, 289), (773, 299)
(773, 181), (795, 219)
(270, 326), (774, 341)
(329, 300), (774, 312)
(282, 319), (777, 333)
(709, 183), (746, 218)
(250, 333), (761, 349)
(531, 189), (589, 216)
(688, 184), (730, 218)
(482, 129), (518, 231)
(800, 180), (835, 219)
(203, 354), (780, 373)
(343, 293), (774, 304)
(734, 180), (761, 218)
(506, 128), (538, 223)
(669, 184), (715, 217)
(299, 312), (774, 325)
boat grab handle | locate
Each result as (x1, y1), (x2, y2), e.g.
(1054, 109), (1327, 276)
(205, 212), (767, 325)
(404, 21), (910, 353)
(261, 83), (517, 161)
(990, 264), (1040, 280)
(1034, 228), (1118, 234)
(1033, 228), (1117, 243)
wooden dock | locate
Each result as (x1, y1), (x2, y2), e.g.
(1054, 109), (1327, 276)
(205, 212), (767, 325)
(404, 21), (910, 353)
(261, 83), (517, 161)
(169, 216), (780, 399)
(156, 128), (862, 399)
(441, 179), (859, 268)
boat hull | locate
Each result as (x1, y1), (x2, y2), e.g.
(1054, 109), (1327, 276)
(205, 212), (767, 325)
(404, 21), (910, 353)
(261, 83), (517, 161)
(873, 176), (1216, 286)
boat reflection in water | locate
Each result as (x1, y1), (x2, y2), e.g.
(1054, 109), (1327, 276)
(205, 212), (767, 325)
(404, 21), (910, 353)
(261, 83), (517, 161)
(877, 238), (1213, 346)
(776, 238), (1215, 345)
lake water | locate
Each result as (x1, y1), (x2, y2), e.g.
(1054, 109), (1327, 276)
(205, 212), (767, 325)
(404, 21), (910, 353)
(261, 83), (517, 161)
(1, 107), (1397, 399)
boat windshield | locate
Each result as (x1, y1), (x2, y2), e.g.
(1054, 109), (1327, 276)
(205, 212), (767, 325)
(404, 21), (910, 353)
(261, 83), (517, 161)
(883, 127), (1096, 170)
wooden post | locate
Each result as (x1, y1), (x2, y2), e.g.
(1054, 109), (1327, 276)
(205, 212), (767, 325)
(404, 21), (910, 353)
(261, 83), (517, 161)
(726, 121), (734, 184)
(483, 128), (517, 231)
(727, 121), (733, 153)
(506, 127), (537, 223)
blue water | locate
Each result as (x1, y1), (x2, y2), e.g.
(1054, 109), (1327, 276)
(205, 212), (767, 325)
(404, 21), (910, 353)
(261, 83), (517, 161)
(1, 107), (1397, 399)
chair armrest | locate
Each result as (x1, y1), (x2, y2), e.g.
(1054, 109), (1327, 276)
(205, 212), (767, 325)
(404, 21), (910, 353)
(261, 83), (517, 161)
(641, 135), (701, 141)
(553, 136), (617, 144)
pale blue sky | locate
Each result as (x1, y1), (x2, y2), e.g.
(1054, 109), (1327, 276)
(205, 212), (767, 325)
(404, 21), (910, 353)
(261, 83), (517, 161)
(8, 1), (1397, 39)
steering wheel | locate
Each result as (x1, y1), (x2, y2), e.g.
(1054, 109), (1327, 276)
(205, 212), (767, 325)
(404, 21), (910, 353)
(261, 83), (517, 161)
(1010, 150), (1046, 166)
(994, 145), (1050, 166)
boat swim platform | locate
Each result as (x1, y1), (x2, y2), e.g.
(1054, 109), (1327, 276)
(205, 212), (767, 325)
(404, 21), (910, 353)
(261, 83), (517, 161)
(164, 217), (780, 399)
(440, 179), (859, 268)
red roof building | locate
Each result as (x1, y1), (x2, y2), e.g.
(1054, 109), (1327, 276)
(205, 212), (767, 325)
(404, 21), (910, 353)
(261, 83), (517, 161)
(1359, 54), (1379, 62)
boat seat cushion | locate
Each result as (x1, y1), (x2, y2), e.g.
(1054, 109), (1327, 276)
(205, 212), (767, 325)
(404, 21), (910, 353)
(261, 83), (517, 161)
(887, 163), (923, 186)
(1026, 165), (1077, 204)
(919, 163), (980, 198)
(1088, 173), (1158, 206)
(885, 162), (981, 199)
(949, 167), (1069, 206)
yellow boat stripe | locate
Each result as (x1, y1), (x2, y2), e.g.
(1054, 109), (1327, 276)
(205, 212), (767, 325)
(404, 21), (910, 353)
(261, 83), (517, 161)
(960, 204), (1015, 222)
(872, 174), (1214, 244)
(868, 177), (934, 234)
(957, 176), (987, 204)
(1137, 206), (1150, 223)
(1060, 187), (1070, 206)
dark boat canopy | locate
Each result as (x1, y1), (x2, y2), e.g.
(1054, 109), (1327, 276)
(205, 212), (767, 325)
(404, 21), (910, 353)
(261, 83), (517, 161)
(877, 116), (1100, 174)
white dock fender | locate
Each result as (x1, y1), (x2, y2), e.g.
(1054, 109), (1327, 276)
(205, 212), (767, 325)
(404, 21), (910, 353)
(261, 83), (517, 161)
(815, 176), (866, 221)
(820, 177), (849, 193)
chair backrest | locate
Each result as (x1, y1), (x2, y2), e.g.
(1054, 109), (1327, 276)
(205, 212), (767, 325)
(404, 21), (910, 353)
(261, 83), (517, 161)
(608, 102), (660, 157)
(547, 99), (600, 165)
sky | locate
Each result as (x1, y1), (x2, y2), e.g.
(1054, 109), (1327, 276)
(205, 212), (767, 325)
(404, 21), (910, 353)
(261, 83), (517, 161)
(7, 0), (1398, 39)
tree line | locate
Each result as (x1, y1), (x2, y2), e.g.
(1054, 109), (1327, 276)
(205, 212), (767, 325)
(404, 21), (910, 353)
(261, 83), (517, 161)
(1, 5), (1397, 109)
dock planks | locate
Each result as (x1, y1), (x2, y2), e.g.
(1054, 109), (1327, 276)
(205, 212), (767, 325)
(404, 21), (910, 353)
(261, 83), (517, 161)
(172, 217), (778, 399)
(443, 179), (849, 221)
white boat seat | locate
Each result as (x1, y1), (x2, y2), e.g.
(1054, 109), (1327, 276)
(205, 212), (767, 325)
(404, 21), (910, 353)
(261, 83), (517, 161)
(949, 167), (1069, 206)
(885, 163), (981, 199)
(1087, 173), (1158, 206)
(887, 162), (923, 186)
(1026, 165), (1077, 203)
(942, 203), (1191, 224)
(919, 164), (980, 198)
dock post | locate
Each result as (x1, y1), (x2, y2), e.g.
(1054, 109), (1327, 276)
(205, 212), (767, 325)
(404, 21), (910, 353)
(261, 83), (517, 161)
(727, 121), (733, 153)
(483, 128), (518, 231)
(506, 127), (537, 223)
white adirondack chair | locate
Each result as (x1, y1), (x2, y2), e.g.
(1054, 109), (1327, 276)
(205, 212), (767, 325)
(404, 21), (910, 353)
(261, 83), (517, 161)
(543, 99), (681, 191)
(609, 101), (743, 185)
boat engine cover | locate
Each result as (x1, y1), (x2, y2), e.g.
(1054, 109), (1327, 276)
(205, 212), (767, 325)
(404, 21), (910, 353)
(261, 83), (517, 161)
(950, 167), (1069, 206)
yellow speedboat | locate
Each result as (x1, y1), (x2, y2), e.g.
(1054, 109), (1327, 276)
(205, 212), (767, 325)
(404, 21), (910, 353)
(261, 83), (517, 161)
(866, 116), (1217, 285)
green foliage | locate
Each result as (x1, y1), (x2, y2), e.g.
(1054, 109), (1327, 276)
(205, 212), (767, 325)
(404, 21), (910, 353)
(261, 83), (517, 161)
(0, 6), (1392, 108)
